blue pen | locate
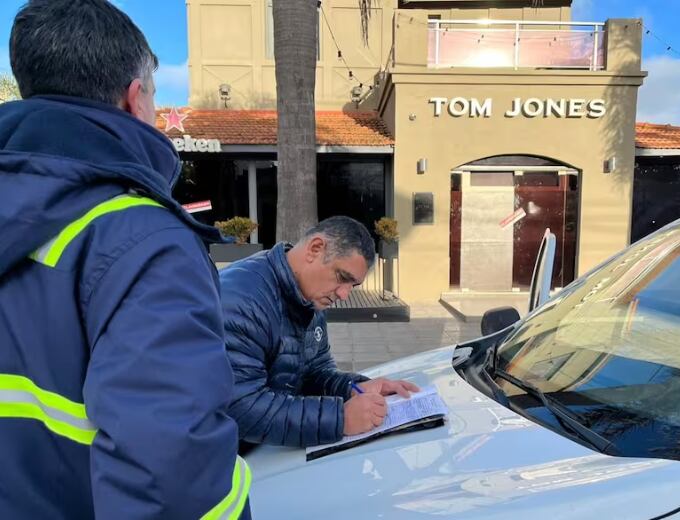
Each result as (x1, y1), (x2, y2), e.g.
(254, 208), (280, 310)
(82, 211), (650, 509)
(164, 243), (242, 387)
(350, 382), (364, 394)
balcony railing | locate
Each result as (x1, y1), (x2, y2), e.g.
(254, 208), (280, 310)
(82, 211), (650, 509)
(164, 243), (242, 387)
(428, 20), (606, 71)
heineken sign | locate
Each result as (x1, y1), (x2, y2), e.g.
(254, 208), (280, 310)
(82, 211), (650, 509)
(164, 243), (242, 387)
(429, 97), (606, 119)
(172, 135), (221, 153)
(161, 107), (221, 153)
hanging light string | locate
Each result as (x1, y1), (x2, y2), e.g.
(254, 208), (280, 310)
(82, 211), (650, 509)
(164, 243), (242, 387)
(639, 21), (680, 58)
(319, 2), (373, 90)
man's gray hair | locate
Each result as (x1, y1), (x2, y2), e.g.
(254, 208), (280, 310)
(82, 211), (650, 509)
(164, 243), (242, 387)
(10, 0), (158, 105)
(302, 216), (376, 268)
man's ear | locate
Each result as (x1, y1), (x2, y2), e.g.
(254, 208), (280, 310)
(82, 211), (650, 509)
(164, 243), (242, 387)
(306, 236), (326, 263)
(121, 78), (147, 120)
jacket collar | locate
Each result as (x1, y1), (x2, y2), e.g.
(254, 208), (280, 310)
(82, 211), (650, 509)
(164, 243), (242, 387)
(0, 95), (224, 276)
(269, 242), (316, 324)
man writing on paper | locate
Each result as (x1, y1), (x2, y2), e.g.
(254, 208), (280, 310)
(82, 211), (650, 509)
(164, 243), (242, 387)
(220, 216), (419, 447)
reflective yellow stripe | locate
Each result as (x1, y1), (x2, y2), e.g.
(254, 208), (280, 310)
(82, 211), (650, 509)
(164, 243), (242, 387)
(201, 456), (252, 520)
(0, 374), (96, 445)
(0, 403), (96, 445)
(31, 194), (163, 268)
(228, 463), (251, 520)
(0, 374), (88, 418)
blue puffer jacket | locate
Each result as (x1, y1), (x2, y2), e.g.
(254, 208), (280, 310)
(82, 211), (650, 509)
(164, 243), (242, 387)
(0, 96), (249, 519)
(220, 243), (368, 447)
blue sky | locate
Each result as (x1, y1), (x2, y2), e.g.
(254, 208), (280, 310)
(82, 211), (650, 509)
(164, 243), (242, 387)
(1, 0), (679, 122)
(0, 0), (189, 107)
(572, 0), (680, 124)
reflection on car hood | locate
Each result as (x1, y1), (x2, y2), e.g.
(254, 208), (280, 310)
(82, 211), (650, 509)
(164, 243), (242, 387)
(246, 347), (680, 519)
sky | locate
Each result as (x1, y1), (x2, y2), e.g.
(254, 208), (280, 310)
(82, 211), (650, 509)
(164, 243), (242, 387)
(0, 0), (189, 107)
(0, 0), (679, 123)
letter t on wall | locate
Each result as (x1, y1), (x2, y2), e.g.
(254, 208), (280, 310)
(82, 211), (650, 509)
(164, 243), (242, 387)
(429, 97), (448, 117)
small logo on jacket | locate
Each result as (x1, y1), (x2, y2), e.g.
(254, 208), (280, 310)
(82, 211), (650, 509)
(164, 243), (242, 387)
(314, 327), (323, 342)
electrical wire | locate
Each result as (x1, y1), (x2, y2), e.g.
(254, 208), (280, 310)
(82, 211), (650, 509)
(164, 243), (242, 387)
(319, 3), (371, 87)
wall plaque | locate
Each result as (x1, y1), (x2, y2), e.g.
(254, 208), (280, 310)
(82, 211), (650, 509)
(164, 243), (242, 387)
(413, 192), (434, 224)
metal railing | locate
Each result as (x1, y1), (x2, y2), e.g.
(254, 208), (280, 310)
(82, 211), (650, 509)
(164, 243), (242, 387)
(428, 19), (606, 71)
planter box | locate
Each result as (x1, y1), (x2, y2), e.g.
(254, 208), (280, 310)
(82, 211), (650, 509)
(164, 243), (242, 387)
(209, 243), (263, 263)
(378, 240), (398, 260)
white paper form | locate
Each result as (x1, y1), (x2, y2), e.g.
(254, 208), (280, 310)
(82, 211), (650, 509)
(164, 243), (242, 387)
(306, 384), (447, 457)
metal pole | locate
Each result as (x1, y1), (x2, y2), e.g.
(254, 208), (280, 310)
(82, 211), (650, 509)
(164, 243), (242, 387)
(382, 258), (386, 300)
(592, 27), (599, 70)
(248, 162), (258, 243)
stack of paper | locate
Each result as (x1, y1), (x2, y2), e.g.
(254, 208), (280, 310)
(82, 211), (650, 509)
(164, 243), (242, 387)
(306, 384), (447, 460)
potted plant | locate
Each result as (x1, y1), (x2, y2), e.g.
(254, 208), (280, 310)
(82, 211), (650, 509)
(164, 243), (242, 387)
(210, 217), (262, 262)
(375, 217), (399, 260)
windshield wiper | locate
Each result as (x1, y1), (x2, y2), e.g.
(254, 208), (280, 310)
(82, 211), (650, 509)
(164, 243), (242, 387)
(493, 368), (616, 455)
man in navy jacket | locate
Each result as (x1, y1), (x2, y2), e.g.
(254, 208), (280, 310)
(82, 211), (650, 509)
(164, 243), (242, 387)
(0, 1), (249, 518)
(221, 217), (418, 447)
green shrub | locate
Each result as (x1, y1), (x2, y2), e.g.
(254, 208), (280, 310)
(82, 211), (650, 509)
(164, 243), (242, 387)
(374, 217), (398, 243)
(214, 217), (258, 244)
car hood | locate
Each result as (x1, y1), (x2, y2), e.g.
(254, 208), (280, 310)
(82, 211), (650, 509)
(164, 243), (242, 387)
(246, 346), (680, 519)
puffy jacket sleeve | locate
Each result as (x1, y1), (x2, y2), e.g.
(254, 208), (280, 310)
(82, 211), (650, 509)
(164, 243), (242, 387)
(302, 314), (369, 401)
(82, 226), (249, 520)
(220, 272), (344, 448)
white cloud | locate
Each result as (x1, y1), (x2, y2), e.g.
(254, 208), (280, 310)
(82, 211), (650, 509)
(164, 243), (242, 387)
(154, 60), (189, 91)
(637, 55), (680, 125)
(154, 60), (189, 107)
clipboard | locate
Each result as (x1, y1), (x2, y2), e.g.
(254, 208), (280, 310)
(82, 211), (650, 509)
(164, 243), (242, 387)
(306, 385), (447, 461)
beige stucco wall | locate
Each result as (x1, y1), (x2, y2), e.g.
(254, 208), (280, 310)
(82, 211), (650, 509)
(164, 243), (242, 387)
(414, 4), (571, 23)
(381, 14), (645, 302)
(186, 0), (576, 110)
(186, 0), (396, 109)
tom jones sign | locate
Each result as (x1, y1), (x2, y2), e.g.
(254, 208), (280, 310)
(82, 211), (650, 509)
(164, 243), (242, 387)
(429, 97), (606, 119)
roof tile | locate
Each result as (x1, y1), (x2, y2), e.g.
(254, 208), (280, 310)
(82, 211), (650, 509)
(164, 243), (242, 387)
(636, 122), (680, 150)
(155, 109), (393, 147)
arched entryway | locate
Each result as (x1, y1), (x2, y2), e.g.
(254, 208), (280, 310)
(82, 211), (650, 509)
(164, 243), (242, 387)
(450, 155), (579, 292)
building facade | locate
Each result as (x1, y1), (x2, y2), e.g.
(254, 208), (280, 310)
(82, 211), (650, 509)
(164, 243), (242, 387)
(163, 0), (650, 305)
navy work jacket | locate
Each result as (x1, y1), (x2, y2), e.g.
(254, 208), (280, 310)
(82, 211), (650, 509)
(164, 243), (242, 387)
(221, 243), (368, 447)
(0, 96), (248, 519)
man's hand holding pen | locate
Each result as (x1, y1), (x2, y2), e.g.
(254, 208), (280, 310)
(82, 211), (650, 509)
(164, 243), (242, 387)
(343, 378), (420, 435)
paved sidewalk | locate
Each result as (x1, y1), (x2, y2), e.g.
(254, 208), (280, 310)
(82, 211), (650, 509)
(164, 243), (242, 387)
(328, 303), (482, 372)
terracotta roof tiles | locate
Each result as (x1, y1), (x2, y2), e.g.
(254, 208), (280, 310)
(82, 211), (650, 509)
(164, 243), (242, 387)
(636, 122), (680, 150)
(155, 108), (393, 147)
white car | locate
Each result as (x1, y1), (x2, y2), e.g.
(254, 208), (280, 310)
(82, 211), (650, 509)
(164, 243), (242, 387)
(246, 222), (680, 519)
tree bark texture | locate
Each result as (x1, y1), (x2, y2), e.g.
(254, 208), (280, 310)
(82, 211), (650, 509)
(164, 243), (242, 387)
(273, 0), (318, 243)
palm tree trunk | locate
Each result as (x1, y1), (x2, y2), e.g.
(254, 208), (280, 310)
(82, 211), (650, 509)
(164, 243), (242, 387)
(273, 0), (318, 242)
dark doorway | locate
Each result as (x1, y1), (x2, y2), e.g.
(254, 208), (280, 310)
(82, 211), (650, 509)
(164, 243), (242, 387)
(255, 163), (278, 249)
(450, 174), (462, 286)
(172, 158), (248, 227)
(317, 157), (387, 243)
(632, 156), (680, 243)
(175, 155), (388, 250)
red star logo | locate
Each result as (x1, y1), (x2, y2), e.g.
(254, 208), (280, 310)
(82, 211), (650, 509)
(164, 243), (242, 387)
(161, 107), (188, 133)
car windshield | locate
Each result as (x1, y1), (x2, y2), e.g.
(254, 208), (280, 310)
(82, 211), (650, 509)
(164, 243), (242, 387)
(494, 223), (680, 461)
